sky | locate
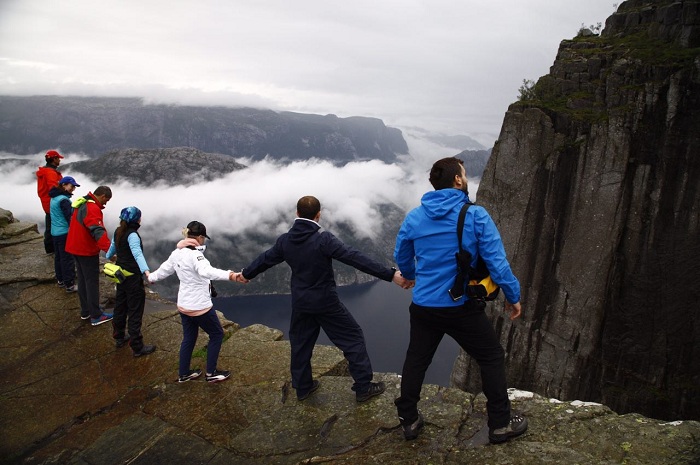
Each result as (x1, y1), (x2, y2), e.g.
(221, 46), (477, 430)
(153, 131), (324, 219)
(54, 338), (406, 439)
(0, 1), (617, 249)
(0, 0), (617, 147)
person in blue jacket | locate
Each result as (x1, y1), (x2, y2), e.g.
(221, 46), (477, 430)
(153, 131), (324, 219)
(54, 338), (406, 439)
(49, 176), (80, 291)
(241, 195), (411, 402)
(106, 206), (156, 357)
(393, 156), (527, 444)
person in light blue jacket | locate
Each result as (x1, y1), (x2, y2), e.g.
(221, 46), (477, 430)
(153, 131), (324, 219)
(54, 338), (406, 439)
(393, 156), (527, 444)
(49, 176), (80, 291)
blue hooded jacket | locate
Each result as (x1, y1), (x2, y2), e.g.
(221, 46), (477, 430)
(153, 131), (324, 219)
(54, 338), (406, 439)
(394, 188), (520, 307)
(243, 218), (395, 312)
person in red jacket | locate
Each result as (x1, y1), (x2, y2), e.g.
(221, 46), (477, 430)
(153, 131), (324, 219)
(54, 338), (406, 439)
(66, 186), (114, 326)
(36, 150), (63, 254)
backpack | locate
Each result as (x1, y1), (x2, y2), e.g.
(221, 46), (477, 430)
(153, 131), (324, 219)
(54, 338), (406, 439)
(448, 203), (501, 302)
(103, 262), (134, 284)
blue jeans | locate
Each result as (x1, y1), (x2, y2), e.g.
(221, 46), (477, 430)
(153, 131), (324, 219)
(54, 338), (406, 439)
(179, 308), (224, 376)
(394, 300), (511, 429)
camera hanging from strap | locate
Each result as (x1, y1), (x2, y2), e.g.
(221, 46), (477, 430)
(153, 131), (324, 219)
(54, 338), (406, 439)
(448, 203), (501, 302)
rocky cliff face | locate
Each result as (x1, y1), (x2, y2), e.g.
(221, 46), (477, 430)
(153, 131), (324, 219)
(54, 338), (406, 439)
(452, 0), (700, 421)
(0, 96), (408, 164)
(2, 209), (699, 464)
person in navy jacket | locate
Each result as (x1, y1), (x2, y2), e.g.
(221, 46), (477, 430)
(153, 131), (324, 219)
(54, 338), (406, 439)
(241, 195), (411, 402)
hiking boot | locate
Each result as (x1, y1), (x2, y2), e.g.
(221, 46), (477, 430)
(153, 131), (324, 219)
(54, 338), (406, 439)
(488, 414), (528, 444)
(297, 380), (321, 401)
(133, 345), (156, 357)
(115, 334), (131, 348)
(400, 412), (424, 440)
(206, 369), (231, 383)
(178, 369), (203, 383)
(91, 313), (114, 326)
(65, 284), (77, 293)
(356, 381), (386, 402)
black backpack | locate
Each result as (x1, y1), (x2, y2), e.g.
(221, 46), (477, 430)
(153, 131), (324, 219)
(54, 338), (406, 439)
(448, 203), (501, 302)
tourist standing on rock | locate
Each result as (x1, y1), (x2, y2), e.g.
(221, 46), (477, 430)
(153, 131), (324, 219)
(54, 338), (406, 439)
(49, 176), (80, 292)
(66, 186), (114, 326)
(105, 206), (156, 357)
(240, 195), (411, 402)
(36, 149), (63, 254)
(148, 221), (243, 383)
(393, 157), (527, 443)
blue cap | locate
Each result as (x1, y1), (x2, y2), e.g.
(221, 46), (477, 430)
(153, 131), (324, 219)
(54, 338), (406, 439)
(58, 176), (80, 187)
(119, 206), (142, 224)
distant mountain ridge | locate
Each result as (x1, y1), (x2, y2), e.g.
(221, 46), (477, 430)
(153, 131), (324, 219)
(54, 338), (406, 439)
(0, 95), (408, 164)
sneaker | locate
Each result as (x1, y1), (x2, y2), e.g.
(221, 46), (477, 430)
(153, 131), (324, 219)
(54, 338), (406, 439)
(90, 313), (114, 326)
(133, 345), (156, 357)
(356, 381), (386, 402)
(205, 369), (231, 383)
(65, 284), (77, 293)
(488, 414), (528, 444)
(80, 314), (90, 320)
(400, 412), (424, 440)
(178, 369), (203, 383)
(115, 334), (131, 348)
(297, 380), (321, 401)
(57, 281), (65, 288)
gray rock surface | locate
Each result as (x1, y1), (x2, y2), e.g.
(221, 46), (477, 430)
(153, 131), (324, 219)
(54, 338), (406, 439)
(452, 0), (700, 421)
(1, 212), (699, 464)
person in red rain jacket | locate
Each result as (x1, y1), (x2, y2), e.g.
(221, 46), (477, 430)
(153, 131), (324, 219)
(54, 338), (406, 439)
(66, 186), (114, 326)
(36, 150), (63, 253)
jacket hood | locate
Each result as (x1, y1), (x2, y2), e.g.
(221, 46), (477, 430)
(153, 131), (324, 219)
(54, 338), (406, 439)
(288, 218), (321, 244)
(49, 186), (72, 198)
(177, 238), (205, 252)
(420, 188), (471, 220)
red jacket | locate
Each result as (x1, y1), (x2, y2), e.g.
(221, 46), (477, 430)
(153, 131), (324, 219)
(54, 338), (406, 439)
(65, 192), (111, 256)
(36, 165), (62, 213)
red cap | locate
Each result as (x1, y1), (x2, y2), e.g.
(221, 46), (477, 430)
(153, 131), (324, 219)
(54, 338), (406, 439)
(45, 150), (64, 159)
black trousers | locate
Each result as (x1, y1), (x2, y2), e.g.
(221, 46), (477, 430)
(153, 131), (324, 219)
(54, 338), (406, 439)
(44, 213), (54, 254)
(52, 233), (75, 286)
(74, 254), (102, 319)
(289, 302), (373, 396)
(395, 301), (511, 429)
(112, 273), (145, 351)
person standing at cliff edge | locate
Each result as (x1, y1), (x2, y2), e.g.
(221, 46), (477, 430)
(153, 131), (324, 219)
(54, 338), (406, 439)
(49, 176), (80, 292)
(66, 185), (114, 326)
(106, 206), (156, 358)
(240, 195), (412, 402)
(148, 221), (244, 383)
(393, 157), (527, 443)
(36, 150), (63, 255)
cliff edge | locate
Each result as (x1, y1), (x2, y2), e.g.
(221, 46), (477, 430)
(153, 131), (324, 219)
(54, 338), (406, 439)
(1, 209), (699, 463)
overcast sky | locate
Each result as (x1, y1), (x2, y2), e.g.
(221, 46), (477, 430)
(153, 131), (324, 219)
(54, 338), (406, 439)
(0, 0), (616, 147)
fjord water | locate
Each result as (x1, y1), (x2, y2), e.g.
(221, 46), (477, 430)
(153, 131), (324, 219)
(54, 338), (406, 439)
(215, 281), (460, 386)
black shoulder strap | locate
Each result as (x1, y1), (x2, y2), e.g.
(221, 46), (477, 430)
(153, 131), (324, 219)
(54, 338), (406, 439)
(456, 202), (472, 252)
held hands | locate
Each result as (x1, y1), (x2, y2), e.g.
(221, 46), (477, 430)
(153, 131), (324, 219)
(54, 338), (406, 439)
(505, 301), (522, 320)
(392, 270), (414, 290)
(229, 271), (250, 283)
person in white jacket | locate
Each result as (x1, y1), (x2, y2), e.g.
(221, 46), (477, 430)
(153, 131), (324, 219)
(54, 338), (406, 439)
(149, 221), (245, 383)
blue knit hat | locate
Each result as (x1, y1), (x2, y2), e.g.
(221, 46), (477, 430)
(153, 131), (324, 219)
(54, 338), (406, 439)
(119, 206), (142, 224)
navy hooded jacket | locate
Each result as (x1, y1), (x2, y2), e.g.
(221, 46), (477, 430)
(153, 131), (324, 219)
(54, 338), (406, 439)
(242, 218), (395, 312)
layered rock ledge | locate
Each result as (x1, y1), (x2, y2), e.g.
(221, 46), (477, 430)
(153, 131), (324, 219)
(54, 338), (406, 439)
(1, 208), (698, 464)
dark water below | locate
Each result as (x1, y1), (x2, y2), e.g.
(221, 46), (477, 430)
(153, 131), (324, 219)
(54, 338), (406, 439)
(214, 281), (460, 386)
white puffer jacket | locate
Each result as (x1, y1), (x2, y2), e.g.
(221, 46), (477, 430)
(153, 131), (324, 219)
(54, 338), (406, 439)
(149, 238), (231, 313)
